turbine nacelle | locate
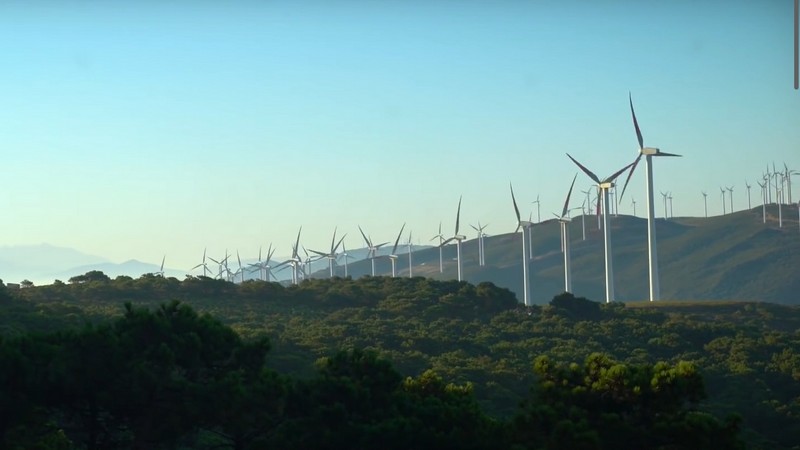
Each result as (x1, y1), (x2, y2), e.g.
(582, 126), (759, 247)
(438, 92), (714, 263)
(599, 181), (615, 189)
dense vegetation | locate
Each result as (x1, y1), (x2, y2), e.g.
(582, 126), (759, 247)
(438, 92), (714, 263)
(3, 273), (799, 448)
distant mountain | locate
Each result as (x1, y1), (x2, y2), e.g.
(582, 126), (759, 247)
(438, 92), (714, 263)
(0, 244), (108, 285)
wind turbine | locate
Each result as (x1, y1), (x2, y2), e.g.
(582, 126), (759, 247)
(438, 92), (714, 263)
(619, 95), (684, 303)
(567, 153), (635, 303)
(338, 243), (355, 278)
(667, 192), (675, 218)
(784, 163), (796, 204)
(720, 187), (727, 215)
(701, 191), (708, 218)
(192, 248), (211, 278)
(554, 174), (578, 293)
(578, 198), (587, 240)
(430, 222), (445, 273)
(510, 183), (533, 306)
(441, 196), (466, 282)
(154, 255), (165, 277)
(470, 222), (488, 266)
(235, 251), (245, 283)
(660, 191), (668, 219)
(309, 227), (346, 278)
(260, 244), (278, 281)
(757, 181), (766, 223)
(727, 186), (735, 213)
(531, 195), (541, 223)
(745, 181), (752, 210)
(631, 197), (637, 217)
(387, 223), (406, 277)
(358, 226), (388, 277)
(406, 231), (414, 277)
(276, 227), (303, 284)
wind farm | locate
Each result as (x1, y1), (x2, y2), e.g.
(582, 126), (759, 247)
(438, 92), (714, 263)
(0, 3), (797, 306)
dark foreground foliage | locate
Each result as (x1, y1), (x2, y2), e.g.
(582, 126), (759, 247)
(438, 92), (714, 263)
(0, 300), (743, 449)
(3, 274), (799, 447)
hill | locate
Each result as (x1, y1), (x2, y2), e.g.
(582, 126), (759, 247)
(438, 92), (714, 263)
(327, 205), (800, 304)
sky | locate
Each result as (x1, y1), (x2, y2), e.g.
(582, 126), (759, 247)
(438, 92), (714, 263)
(0, 0), (797, 272)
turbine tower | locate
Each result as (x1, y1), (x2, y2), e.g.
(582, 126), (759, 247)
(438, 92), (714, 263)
(387, 223), (406, 277)
(554, 174), (578, 293)
(441, 196), (466, 281)
(757, 181), (766, 223)
(339, 243), (355, 278)
(631, 197), (637, 217)
(567, 154), (635, 303)
(618, 95), (681, 302)
(668, 192), (674, 218)
(660, 191), (669, 219)
(510, 183), (533, 306)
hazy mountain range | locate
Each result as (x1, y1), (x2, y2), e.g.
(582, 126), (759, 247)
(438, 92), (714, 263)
(2, 205), (798, 304)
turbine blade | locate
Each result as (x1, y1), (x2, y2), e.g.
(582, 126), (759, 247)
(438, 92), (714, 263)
(561, 173), (578, 218)
(605, 160), (636, 183)
(655, 151), (682, 157)
(358, 225), (371, 247)
(618, 153), (642, 202)
(333, 234), (347, 254)
(454, 195), (462, 235)
(510, 182), (523, 223)
(392, 223), (406, 255)
(629, 92), (644, 149)
(566, 153), (601, 184)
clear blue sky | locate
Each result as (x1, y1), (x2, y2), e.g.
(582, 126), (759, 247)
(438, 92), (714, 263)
(0, 0), (797, 271)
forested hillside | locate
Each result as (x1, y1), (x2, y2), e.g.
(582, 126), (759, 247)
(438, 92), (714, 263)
(4, 274), (800, 448)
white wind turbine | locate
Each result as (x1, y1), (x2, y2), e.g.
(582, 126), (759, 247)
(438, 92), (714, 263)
(258, 244), (278, 282)
(309, 227), (347, 278)
(430, 223), (445, 273)
(470, 222), (489, 266)
(510, 183), (533, 306)
(668, 192), (674, 218)
(720, 187), (727, 215)
(531, 195), (541, 223)
(554, 173), (578, 293)
(406, 231), (414, 277)
(577, 198), (587, 241)
(248, 246), (265, 281)
(338, 243), (356, 278)
(567, 153), (635, 303)
(745, 181), (752, 210)
(757, 180), (767, 223)
(441, 196), (466, 282)
(660, 191), (669, 219)
(276, 228), (303, 284)
(727, 186), (735, 213)
(617, 95), (682, 302)
(702, 191), (708, 218)
(631, 197), (637, 217)
(358, 226), (389, 277)
(387, 223), (406, 278)
(192, 248), (211, 278)
(155, 255), (165, 277)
